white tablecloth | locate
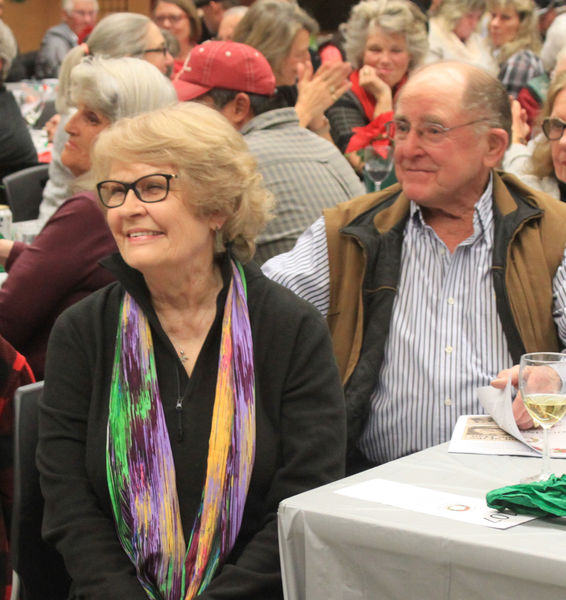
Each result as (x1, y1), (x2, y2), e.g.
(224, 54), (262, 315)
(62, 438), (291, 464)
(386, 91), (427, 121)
(278, 444), (566, 600)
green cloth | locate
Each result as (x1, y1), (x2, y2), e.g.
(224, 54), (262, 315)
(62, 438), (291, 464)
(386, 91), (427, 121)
(486, 474), (566, 517)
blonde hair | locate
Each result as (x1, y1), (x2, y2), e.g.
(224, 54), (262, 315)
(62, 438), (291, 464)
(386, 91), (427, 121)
(435, 0), (486, 31)
(341, 0), (429, 71)
(91, 103), (273, 262)
(487, 0), (541, 63)
(232, 0), (318, 82)
(530, 71), (566, 179)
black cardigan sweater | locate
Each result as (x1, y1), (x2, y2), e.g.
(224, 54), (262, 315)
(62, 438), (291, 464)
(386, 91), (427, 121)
(37, 254), (346, 600)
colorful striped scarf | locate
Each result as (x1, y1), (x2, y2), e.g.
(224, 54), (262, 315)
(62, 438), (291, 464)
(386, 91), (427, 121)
(106, 260), (255, 600)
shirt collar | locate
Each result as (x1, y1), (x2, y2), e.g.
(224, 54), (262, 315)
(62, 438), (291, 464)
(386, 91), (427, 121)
(408, 172), (494, 243)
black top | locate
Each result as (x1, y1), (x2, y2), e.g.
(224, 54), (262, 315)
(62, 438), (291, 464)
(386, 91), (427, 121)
(38, 254), (346, 600)
(0, 85), (37, 184)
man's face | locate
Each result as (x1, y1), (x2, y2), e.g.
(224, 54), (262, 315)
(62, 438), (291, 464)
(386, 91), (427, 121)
(64, 0), (98, 37)
(393, 67), (493, 212)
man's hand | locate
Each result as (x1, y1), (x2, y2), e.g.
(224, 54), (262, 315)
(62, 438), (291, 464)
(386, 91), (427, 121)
(491, 365), (534, 429)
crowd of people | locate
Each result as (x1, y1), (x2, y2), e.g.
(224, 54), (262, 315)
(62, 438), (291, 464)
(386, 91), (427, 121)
(1, 0), (566, 598)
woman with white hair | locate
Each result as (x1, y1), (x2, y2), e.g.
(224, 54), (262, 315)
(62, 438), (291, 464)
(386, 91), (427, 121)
(0, 20), (37, 185)
(426, 0), (498, 75)
(37, 12), (175, 232)
(326, 0), (428, 170)
(488, 0), (543, 97)
(37, 102), (346, 599)
(0, 57), (176, 379)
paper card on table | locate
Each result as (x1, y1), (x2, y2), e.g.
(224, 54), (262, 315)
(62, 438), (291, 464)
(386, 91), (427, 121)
(336, 478), (536, 529)
(472, 382), (566, 457)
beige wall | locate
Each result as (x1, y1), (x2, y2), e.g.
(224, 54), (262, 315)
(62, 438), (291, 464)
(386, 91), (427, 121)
(4, 0), (152, 53)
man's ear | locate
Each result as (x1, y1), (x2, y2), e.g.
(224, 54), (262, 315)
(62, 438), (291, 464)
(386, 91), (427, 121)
(231, 92), (252, 126)
(483, 128), (509, 169)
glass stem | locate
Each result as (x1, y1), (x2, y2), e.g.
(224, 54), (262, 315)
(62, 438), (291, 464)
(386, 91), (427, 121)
(542, 426), (551, 479)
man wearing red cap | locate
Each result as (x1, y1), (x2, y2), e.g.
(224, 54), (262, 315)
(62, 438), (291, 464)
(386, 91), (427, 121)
(174, 40), (364, 264)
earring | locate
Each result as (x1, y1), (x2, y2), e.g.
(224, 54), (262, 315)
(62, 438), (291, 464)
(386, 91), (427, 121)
(214, 225), (224, 254)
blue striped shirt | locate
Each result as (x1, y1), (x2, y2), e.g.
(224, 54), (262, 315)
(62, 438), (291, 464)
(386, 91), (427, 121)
(263, 176), (566, 463)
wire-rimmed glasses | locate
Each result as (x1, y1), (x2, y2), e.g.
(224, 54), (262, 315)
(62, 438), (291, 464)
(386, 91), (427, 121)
(96, 173), (178, 208)
(384, 118), (489, 145)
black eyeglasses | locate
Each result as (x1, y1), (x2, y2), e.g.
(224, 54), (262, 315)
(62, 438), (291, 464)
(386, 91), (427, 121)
(97, 173), (178, 208)
(542, 117), (566, 141)
(143, 45), (168, 57)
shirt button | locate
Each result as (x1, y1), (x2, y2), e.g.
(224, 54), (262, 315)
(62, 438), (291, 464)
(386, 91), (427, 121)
(445, 345), (453, 353)
(439, 248), (446, 256)
(445, 398), (453, 407)
(447, 297), (455, 305)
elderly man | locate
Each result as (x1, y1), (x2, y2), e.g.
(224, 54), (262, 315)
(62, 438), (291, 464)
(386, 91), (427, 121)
(264, 61), (566, 472)
(35, 0), (98, 78)
(175, 40), (364, 263)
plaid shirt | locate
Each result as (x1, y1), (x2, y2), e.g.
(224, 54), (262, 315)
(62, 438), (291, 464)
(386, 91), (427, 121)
(242, 108), (365, 264)
(0, 337), (34, 600)
(499, 49), (544, 99)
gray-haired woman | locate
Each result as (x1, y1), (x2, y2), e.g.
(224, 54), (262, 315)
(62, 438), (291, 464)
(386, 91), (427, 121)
(0, 57), (176, 378)
(326, 0), (428, 171)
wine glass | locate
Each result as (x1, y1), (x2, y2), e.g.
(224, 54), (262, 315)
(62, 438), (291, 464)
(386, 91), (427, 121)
(519, 352), (566, 482)
(362, 144), (394, 192)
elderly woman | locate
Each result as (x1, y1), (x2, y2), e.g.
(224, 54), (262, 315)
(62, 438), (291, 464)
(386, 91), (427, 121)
(153, 0), (201, 76)
(326, 0), (428, 169)
(0, 20), (37, 187)
(504, 71), (566, 200)
(38, 12), (175, 230)
(233, 0), (351, 138)
(0, 57), (176, 379)
(488, 0), (543, 98)
(426, 0), (498, 75)
(37, 102), (346, 599)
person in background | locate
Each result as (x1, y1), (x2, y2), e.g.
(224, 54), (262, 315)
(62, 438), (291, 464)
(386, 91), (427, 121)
(35, 0), (98, 79)
(37, 101), (346, 600)
(0, 20), (37, 192)
(263, 61), (566, 473)
(218, 5), (248, 40)
(233, 0), (352, 141)
(0, 57), (177, 379)
(0, 334), (34, 600)
(426, 0), (498, 75)
(194, 0), (241, 38)
(36, 12), (175, 232)
(326, 0), (428, 173)
(540, 0), (566, 72)
(488, 0), (543, 98)
(504, 71), (566, 198)
(153, 0), (201, 76)
(175, 40), (364, 263)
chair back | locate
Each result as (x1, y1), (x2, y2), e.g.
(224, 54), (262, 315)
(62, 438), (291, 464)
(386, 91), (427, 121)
(11, 382), (71, 600)
(2, 164), (49, 222)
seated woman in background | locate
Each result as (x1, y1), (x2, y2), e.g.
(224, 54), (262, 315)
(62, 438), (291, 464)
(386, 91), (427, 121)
(37, 11), (175, 230)
(488, 0), (543, 98)
(233, 0), (352, 140)
(0, 20), (37, 192)
(326, 0), (428, 171)
(426, 0), (498, 75)
(153, 0), (201, 76)
(0, 57), (177, 378)
(37, 102), (346, 600)
(504, 71), (566, 200)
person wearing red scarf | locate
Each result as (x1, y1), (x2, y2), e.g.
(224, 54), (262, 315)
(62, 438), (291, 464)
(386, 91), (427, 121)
(327, 0), (428, 173)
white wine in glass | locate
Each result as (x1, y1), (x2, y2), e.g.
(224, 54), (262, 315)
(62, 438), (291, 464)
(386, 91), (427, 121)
(519, 352), (566, 482)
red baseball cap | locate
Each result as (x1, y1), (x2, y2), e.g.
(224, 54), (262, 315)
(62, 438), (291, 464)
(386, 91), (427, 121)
(173, 41), (276, 101)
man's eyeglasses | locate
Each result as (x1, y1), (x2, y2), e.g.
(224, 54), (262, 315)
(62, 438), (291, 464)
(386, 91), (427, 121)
(97, 173), (178, 208)
(542, 117), (566, 141)
(154, 14), (187, 26)
(143, 45), (169, 57)
(385, 118), (489, 145)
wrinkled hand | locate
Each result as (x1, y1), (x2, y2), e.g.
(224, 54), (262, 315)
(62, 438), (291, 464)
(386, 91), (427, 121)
(295, 60), (352, 129)
(510, 98), (530, 144)
(358, 65), (391, 102)
(491, 365), (534, 429)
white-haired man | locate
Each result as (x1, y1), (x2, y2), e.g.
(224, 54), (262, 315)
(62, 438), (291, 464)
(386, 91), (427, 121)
(35, 0), (98, 78)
